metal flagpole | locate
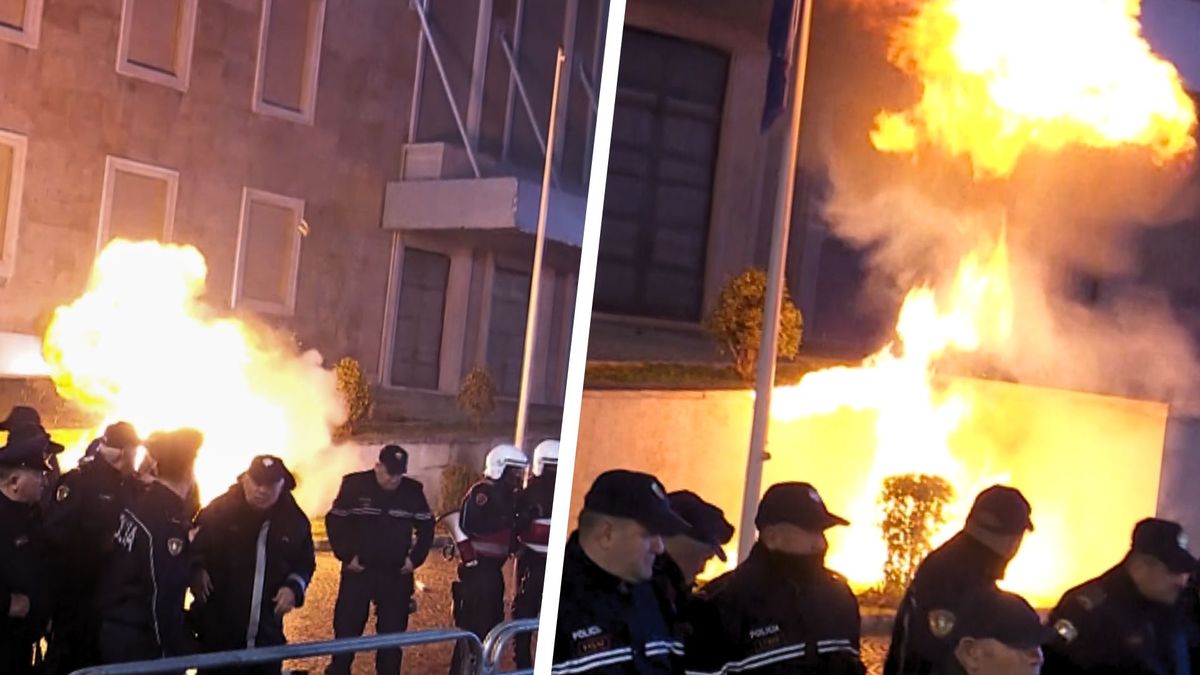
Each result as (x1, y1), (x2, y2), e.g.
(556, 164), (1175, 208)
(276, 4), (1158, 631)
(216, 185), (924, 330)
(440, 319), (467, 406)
(737, 0), (817, 563)
(515, 47), (567, 449)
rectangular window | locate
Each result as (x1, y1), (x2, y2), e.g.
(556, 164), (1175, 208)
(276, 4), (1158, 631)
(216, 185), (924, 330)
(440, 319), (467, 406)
(593, 28), (729, 322)
(0, 0), (41, 49)
(116, 0), (198, 90)
(0, 131), (27, 278)
(97, 157), (179, 253)
(487, 266), (531, 397)
(389, 248), (451, 390)
(233, 188), (304, 315)
(253, 0), (327, 124)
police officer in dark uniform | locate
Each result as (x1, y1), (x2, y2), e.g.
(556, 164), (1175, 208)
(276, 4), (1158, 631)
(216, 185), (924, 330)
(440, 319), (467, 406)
(886, 485), (1035, 675)
(325, 445), (434, 675)
(939, 588), (1055, 675)
(449, 444), (528, 674)
(653, 491), (734, 633)
(0, 428), (52, 675)
(190, 455), (316, 675)
(553, 469), (689, 674)
(513, 439), (558, 669)
(95, 428), (202, 664)
(43, 421), (141, 674)
(1043, 518), (1195, 675)
(0, 407), (65, 514)
(684, 482), (865, 675)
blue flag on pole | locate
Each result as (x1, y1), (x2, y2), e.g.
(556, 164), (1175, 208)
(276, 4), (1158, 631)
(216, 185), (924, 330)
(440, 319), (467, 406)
(762, 0), (803, 131)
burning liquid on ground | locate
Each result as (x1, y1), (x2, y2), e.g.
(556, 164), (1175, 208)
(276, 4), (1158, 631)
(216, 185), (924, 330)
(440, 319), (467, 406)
(41, 240), (349, 513)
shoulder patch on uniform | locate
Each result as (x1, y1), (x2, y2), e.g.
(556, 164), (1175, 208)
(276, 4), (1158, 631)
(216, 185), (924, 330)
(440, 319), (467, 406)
(475, 491), (489, 506)
(1071, 585), (1107, 611)
(56, 485), (70, 502)
(928, 609), (956, 639)
(1054, 619), (1078, 644)
(167, 538), (184, 557)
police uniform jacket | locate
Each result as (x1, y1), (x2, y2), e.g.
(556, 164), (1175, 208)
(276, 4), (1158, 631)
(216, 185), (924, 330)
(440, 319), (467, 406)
(96, 481), (194, 657)
(684, 543), (865, 675)
(516, 473), (555, 556)
(652, 553), (694, 641)
(190, 484), (316, 650)
(1043, 563), (1191, 675)
(326, 471), (434, 572)
(461, 479), (518, 560)
(884, 532), (1009, 675)
(552, 532), (681, 674)
(44, 457), (139, 599)
(0, 491), (48, 658)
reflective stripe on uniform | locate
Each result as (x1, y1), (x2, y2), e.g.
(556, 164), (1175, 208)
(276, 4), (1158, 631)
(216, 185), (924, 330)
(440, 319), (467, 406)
(246, 521), (271, 648)
(551, 647), (634, 674)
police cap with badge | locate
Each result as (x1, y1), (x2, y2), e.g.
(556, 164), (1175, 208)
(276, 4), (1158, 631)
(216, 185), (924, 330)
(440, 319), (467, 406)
(755, 481), (850, 532)
(948, 588), (1056, 651)
(246, 454), (297, 490)
(967, 485), (1034, 535)
(584, 469), (689, 536)
(379, 445), (408, 475)
(0, 424), (54, 472)
(668, 490), (735, 560)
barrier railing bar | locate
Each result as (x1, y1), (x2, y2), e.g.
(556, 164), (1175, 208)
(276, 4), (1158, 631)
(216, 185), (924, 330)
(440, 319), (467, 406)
(482, 618), (541, 675)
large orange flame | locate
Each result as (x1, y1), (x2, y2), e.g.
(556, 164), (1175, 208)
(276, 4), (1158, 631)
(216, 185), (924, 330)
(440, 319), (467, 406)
(43, 240), (348, 512)
(870, 0), (1197, 178)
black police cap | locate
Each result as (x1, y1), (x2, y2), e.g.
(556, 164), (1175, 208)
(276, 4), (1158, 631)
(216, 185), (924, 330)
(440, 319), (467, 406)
(1131, 518), (1196, 574)
(952, 588), (1057, 650)
(968, 485), (1033, 535)
(755, 482), (849, 532)
(584, 469), (689, 536)
(246, 454), (296, 490)
(379, 445), (408, 475)
(6, 422), (64, 456)
(102, 421), (141, 450)
(0, 406), (41, 431)
(668, 490), (735, 561)
(0, 428), (53, 472)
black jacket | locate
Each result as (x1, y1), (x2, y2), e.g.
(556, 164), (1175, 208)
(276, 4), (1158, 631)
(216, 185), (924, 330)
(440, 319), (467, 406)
(884, 532), (1009, 675)
(0, 491), (48, 661)
(44, 457), (140, 600)
(95, 482), (194, 658)
(461, 479), (518, 559)
(516, 473), (555, 554)
(684, 543), (865, 675)
(326, 471), (434, 572)
(1043, 562), (1190, 675)
(652, 553), (693, 641)
(552, 532), (681, 674)
(190, 484), (316, 650)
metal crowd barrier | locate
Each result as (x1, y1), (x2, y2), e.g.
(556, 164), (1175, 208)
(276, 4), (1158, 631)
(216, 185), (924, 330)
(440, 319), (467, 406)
(68, 628), (483, 675)
(481, 618), (540, 675)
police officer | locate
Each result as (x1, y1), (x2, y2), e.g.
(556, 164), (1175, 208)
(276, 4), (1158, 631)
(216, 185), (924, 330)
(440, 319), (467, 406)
(939, 588), (1054, 675)
(653, 491), (734, 631)
(886, 485), (1035, 675)
(325, 445), (434, 675)
(449, 444), (529, 673)
(513, 439), (558, 669)
(553, 469), (689, 674)
(1, 407), (65, 513)
(95, 428), (202, 664)
(190, 455), (316, 675)
(43, 421), (141, 674)
(0, 427), (52, 674)
(1043, 518), (1195, 675)
(684, 482), (865, 675)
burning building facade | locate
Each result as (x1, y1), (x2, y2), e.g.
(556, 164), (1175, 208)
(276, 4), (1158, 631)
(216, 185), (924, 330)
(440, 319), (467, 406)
(0, 0), (610, 415)
(578, 0), (1200, 607)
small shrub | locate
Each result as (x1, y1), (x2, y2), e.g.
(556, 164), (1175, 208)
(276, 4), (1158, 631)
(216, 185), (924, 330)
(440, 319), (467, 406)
(334, 357), (372, 440)
(457, 367), (497, 430)
(703, 267), (803, 381)
(877, 473), (955, 602)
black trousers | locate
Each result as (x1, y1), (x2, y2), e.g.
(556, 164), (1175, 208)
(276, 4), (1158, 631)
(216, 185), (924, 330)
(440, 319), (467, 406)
(513, 551), (546, 669)
(45, 602), (100, 675)
(0, 636), (38, 675)
(326, 569), (414, 675)
(449, 558), (506, 675)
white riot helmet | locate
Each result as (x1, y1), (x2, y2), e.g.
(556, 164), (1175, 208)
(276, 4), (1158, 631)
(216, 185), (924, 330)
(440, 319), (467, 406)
(484, 444), (529, 480)
(532, 440), (559, 477)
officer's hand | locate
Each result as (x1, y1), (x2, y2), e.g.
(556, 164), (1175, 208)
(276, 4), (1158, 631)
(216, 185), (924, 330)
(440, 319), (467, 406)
(192, 569), (214, 603)
(273, 587), (297, 617)
(401, 557), (415, 575)
(347, 556), (365, 573)
(8, 593), (29, 619)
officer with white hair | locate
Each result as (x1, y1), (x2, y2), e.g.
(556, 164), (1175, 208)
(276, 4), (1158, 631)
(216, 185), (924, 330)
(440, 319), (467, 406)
(513, 439), (559, 668)
(449, 443), (528, 674)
